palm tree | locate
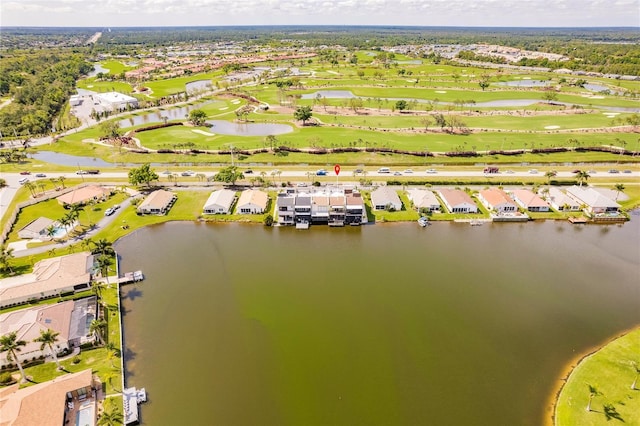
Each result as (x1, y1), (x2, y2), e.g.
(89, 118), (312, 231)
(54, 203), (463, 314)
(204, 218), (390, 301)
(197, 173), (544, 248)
(58, 176), (66, 189)
(613, 183), (625, 201)
(90, 319), (107, 345)
(575, 170), (590, 187)
(0, 332), (28, 383)
(545, 170), (557, 186)
(91, 239), (114, 257)
(46, 225), (57, 241)
(70, 203), (90, 226)
(34, 328), (62, 370)
(97, 400), (124, 426)
(586, 383), (601, 412)
(96, 255), (114, 287)
(37, 181), (46, 195)
(24, 181), (36, 197)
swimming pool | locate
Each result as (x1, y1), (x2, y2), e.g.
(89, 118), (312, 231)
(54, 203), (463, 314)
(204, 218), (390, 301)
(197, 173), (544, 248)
(75, 402), (95, 426)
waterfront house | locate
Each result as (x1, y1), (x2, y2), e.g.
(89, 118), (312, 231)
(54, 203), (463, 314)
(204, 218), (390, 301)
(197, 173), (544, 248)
(275, 192), (295, 225)
(236, 189), (269, 214)
(137, 189), (177, 215)
(0, 297), (97, 368)
(329, 194), (346, 226)
(294, 194), (312, 224)
(407, 189), (441, 212)
(0, 369), (100, 426)
(56, 185), (111, 206)
(478, 189), (518, 214)
(311, 192), (330, 223)
(565, 186), (620, 216)
(0, 252), (94, 309)
(345, 190), (367, 225)
(17, 217), (57, 240)
(203, 189), (236, 214)
(436, 189), (478, 213)
(370, 187), (402, 211)
(511, 189), (550, 212)
(542, 187), (581, 211)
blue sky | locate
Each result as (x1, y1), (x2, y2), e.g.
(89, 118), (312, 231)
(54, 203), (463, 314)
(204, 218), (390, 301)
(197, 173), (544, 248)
(2, 0), (639, 28)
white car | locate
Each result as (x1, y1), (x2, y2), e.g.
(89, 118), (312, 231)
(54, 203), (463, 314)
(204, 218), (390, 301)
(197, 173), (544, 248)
(528, 169), (539, 174)
(426, 169), (437, 174)
(403, 169), (413, 174)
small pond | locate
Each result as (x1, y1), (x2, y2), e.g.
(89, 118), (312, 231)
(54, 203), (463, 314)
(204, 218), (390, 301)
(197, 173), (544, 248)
(30, 151), (165, 168)
(87, 63), (110, 78)
(119, 102), (215, 128)
(206, 120), (293, 136)
(301, 90), (356, 100)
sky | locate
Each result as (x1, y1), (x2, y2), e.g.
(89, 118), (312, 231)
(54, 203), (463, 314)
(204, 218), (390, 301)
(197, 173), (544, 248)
(1, 0), (639, 28)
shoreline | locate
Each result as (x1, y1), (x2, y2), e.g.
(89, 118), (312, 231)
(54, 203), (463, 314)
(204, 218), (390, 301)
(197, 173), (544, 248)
(545, 325), (640, 426)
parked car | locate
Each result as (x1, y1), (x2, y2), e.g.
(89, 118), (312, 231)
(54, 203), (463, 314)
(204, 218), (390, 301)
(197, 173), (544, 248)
(104, 208), (115, 216)
(35, 173), (46, 178)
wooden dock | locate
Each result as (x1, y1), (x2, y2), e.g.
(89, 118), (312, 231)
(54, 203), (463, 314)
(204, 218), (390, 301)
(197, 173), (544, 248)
(123, 387), (147, 424)
(118, 270), (144, 285)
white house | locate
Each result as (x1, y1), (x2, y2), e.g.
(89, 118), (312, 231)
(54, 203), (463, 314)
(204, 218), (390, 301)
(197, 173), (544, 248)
(407, 189), (441, 212)
(566, 186), (620, 216)
(137, 190), (177, 215)
(236, 190), (268, 214)
(370, 187), (402, 211)
(203, 189), (236, 214)
(543, 187), (581, 211)
(436, 189), (478, 213)
(17, 217), (58, 240)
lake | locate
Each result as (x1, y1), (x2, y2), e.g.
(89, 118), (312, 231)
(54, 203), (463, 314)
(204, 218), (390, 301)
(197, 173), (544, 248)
(116, 218), (639, 426)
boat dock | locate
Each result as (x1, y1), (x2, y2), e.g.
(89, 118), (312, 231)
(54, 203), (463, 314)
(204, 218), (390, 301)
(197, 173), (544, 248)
(118, 270), (144, 285)
(123, 387), (147, 424)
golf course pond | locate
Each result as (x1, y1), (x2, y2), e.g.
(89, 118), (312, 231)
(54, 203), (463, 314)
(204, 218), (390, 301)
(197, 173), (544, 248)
(116, 215), (639, 426)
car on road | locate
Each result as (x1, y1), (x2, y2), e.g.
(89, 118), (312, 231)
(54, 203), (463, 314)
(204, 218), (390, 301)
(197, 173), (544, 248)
(316, 169), (327, 176)
(377, 167), (391, 174)
(104, 208), (115, 216)
(393, 171), (402, 176)
(622, 170), (632, 174)
(245, 169), (253, 174)
(181, 172), (192, 176)
(403, 169), (413, 174)
(426, 169), (437, 174)
(76, 170), (87, 175)
(35, 173), (46, 178)
(113, 204), (120, 210)
(528, 169), (539, 174)
(505, 170), (515, 174)
(354, 169), (363, 174)
(19, 177), (29, 185)
(608, 169), (620, 173)
(19, 171), (30, 175)
(162, 170), (172, 175)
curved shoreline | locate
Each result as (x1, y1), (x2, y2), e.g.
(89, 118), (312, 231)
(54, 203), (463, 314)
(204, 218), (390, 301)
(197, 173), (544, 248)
(546, 325), (640, 426)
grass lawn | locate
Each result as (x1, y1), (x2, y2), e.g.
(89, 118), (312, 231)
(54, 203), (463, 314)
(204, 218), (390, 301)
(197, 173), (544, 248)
(554, 328), (640, 426)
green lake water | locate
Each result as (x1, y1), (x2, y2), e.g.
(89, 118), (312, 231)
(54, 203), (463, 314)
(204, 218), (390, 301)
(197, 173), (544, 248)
(116, 217), (640, 426)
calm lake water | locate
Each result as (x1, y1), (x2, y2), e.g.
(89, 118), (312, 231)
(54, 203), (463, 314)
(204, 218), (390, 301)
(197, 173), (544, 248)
(117, 218), (639, 426)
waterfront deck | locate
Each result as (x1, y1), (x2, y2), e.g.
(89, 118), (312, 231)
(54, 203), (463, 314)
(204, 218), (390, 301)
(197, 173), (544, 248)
(123, 387), (147, 424)
(118, 270), (144, 285)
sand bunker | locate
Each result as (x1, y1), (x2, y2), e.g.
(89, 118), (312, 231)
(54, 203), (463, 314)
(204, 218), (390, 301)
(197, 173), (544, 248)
(219, 107), (228, 110)
(589, 96), (605, 99)
(192, 129), (216, 136)
(435, 90), (447, 94)
(231, 100), (241, 104)
(544, 125), (561, 130)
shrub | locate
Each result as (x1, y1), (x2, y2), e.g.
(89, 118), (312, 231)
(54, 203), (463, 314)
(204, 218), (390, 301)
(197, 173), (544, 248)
(0, 372), (15, 385)
(263, 215), (274, 227)
(72, 356), (81, 364)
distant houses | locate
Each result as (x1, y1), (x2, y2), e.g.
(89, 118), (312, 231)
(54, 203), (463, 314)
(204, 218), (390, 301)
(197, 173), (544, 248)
(436, 189), (478, 213)
(137, 189), (177, 215)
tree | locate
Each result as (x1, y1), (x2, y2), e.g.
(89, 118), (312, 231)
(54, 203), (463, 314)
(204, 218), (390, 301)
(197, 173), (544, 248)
(478, 75), (491, 91)
(24, 181), (36, 197)
(188, 109), (207, 126)
(293, 105), (313, 126)
(395, 100), (408, 111)
(128, 163), (159, 187)
(542, 90), (559, 103)
(586, 384), (601, 412)
(545, 170), (557, 186)
(90, 319), (107, 345)
(0, 245), (15, 274)
(631, 361), (640, 390)
(420, 116), (432, 132)
(98, 399), (124, 426)
(91, 238), (114, 257)
(433, 113), (447, 131)
(613, 183), (625, 200)
(96, 255), (114, 287)
(264, 135), (277, 151)
(0, 332), (28, 383)
(58, 175), (66, 189)
(575, 170), (590, 187)
(34, 328), (62, 370)
(99, 120), (121, 139)
(214, 166), (244, 186)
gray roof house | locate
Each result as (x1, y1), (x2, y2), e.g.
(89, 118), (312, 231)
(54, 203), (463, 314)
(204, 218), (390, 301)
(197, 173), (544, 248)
(542, 187), (581, 211)
(17, 217), (57, 240)
(566, 186), (620, 215)
(407, 189), (441, 212)
(370, 187), (402, 211)
(203, 189), (236, 214)
(275, 192), (296, 225)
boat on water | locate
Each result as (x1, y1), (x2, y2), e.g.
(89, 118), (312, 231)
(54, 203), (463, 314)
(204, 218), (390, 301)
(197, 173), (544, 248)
(470, 220), (483, 226)
(418, 217), (430, 227)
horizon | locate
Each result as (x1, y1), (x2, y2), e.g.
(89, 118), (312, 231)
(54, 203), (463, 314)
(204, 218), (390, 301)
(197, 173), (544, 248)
(2, 24), (639, 29)
(2, 0), (639, 28)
